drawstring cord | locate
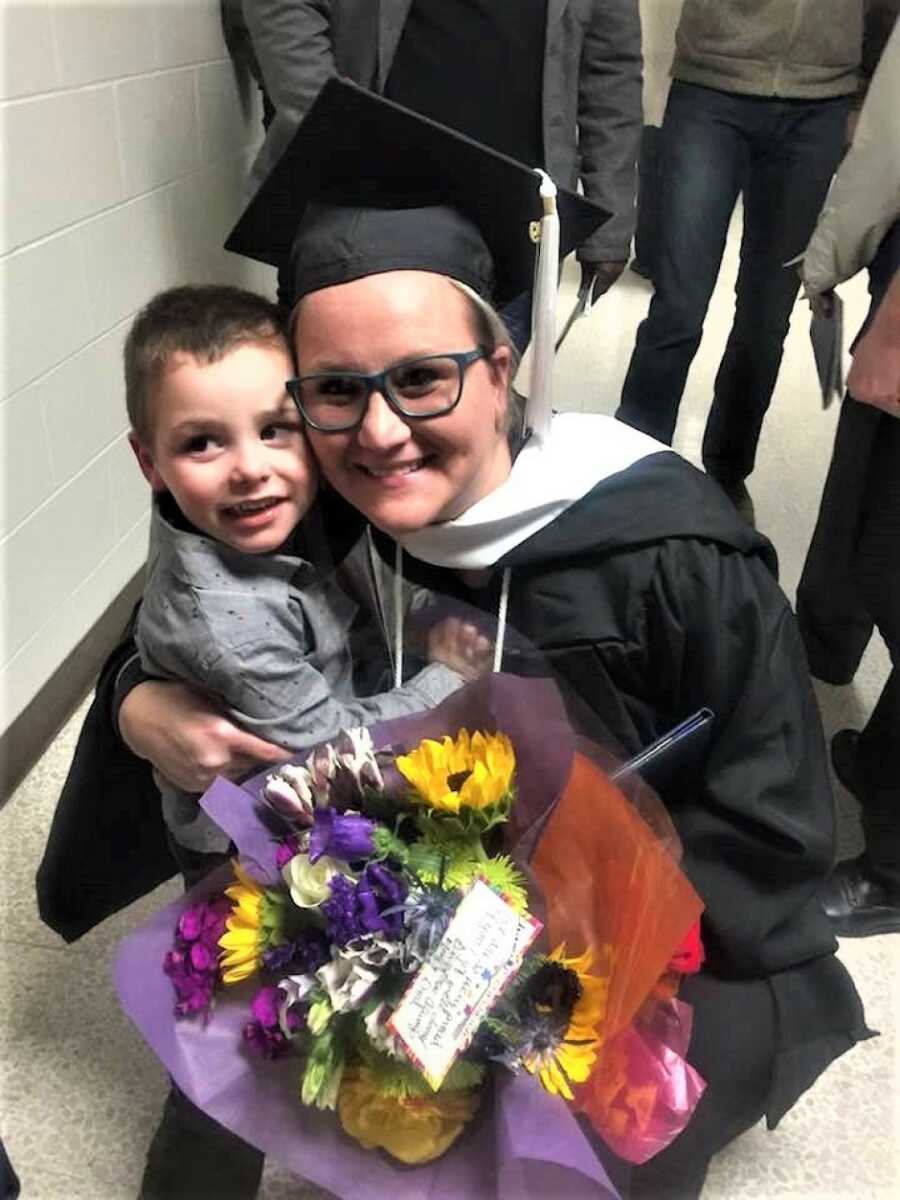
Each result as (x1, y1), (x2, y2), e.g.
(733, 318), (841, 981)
(393, 543), (404, 688)
(493, 568), (511, 674)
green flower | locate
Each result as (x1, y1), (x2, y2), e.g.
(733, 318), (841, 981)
(301, 1030), (345, 1109)
(448, 855), (529, 913)
(307, 995), (333, 1035)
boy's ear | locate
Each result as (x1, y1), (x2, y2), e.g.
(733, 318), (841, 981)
(129, 433), (166, 492)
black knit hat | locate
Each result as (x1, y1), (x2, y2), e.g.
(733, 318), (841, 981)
(225, 78), (609, 307)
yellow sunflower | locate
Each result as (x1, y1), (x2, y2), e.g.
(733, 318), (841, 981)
(521, 943), (609, 1101)
(338, 1067), (480, 1164)
(396, 728), (515, 816)
(218, 860), (267, 985)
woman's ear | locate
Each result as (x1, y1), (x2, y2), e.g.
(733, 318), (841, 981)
(488, 344), (513, 389)
(489, 345), (514, 432)
(129, 434), (166, 492)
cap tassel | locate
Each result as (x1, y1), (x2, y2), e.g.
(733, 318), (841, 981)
(524, 170), (560, 441)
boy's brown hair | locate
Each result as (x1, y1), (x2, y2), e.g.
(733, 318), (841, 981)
(125, 285), (288, 444)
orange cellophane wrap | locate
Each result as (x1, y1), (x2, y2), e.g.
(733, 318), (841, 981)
(529, 751), (703, 1051)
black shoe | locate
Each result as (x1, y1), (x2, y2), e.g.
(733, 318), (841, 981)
(831, 728), (864, 797)
(709, 476), (756, 526)
(821, 857), (900, 937)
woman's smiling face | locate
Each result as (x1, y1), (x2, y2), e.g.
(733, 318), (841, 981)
(293, 271), (513, 536)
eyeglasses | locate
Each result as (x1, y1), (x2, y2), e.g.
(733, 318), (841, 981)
(286, 348), (489, 432)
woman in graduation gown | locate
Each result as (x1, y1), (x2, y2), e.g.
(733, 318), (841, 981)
(40, 83), (869, 1198)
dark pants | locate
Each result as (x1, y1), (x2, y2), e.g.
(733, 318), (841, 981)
(633, 125), (662, 280)
(798, 399), (900, 891)
(617, 82), (849, 480)
(140, 842), (265, 1200)
(0, 1138), (20, 1200)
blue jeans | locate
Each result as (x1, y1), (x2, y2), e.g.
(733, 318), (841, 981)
(618, 82), (849, 481)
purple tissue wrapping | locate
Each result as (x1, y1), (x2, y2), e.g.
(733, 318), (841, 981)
(114, 675), (619, 1199)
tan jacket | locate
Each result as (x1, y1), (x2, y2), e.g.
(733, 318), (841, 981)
(673, 0), (863, 98)
(803, 19), (900, 292)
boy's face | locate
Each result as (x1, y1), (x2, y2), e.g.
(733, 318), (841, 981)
(133, 341), (316, 554)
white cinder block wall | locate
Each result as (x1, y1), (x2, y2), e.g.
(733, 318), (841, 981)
(0, 0), (275, 735)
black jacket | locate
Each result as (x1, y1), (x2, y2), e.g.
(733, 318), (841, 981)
(373, 450), (871, 1125)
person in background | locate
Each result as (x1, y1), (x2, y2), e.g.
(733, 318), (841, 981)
(798, 11), (900, 938)
(220, 0), (275, 128)
(630, 0), (683, 282)
(242, 0), (643, 346)
(617, 0), (865, 525)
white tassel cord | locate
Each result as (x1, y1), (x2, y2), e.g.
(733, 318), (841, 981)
(524, 170), (560, 441)
(493, 568), (511, 674)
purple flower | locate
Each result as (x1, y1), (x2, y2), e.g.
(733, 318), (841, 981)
(300, 931), (333, 973)
(322, 875), (364, 946)
(262, 942), (296, 972)
(308, 809), (375, 864)
(262, 929), (331, 974)
(178, 908), (203, 941)
(164, 896), (230, 1021)
(189, 942), (216, 972)
(366, 863), (407, 909)
(243, 1020), (292, 1059)
(243, 984), (296, 1060)
(274, 834), (302, 870)
(357, 864), (406, 937)
(250, 985), (282, 1028)
(321, 865), (407, 946)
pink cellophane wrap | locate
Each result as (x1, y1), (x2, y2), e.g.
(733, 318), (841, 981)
(578, 999), (706, 1165)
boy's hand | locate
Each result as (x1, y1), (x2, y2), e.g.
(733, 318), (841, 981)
(427, 617), (493, 683)
(119, 680), (290, 792)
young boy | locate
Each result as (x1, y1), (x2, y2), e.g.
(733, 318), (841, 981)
(126, 285), (485, 861)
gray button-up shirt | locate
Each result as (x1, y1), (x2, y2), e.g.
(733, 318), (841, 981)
(136, 505), (461, 852)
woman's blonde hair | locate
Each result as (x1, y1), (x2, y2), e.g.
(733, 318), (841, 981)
(448, 279), (526, 440)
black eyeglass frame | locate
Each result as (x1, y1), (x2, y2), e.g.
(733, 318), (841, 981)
(286, 347), (490, 432)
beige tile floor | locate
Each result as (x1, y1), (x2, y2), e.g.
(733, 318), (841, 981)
(2, 213), (899, 1197)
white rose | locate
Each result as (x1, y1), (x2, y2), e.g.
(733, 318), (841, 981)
(282, 852), (348, 908)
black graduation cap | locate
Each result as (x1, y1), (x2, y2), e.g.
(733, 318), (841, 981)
(225, 77), (610, 307)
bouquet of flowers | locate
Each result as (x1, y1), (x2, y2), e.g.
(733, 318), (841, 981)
(116, 676), (706, 1199)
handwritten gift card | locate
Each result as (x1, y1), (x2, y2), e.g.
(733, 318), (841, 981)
(388, 879), (542, 1090)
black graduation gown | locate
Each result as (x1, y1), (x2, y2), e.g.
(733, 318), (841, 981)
(372, 449), (871, 1133)
(36, 623), (177, 942)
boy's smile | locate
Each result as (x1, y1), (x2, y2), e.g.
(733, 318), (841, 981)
(133, 342), (316, 554)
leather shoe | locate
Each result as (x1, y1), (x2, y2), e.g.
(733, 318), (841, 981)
(821, 857), (900, 937)
(831, 728), (864, 798)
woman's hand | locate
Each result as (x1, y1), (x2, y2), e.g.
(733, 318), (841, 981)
(118, 680), (290, 792)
